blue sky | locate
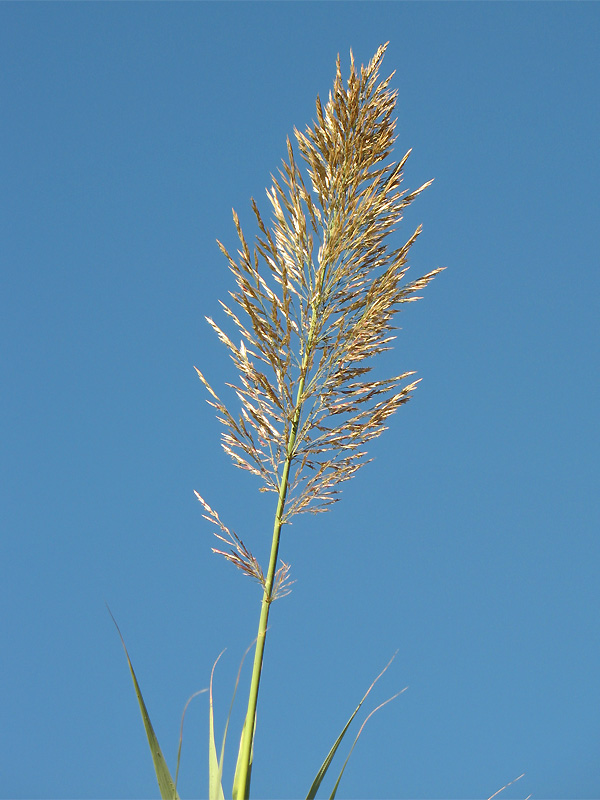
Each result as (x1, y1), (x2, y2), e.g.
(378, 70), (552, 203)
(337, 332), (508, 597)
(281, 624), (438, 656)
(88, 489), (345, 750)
(1, 3), (599, 799)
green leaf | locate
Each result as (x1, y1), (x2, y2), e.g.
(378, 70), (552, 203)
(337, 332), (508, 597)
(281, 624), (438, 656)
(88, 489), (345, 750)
(305, 652), (399, 800)
(175, 689), (207, 792)
(209, 651), (226, 800)
(328, 691), (405, 800)
(232, 713), (253, 800)
(230, 637), (260, 800)
(108, 607), (180, 800)
(217, 638), (256, 799)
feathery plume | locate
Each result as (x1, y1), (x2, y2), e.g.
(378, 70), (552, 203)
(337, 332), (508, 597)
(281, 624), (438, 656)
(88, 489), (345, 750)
(196, 42), (442, 575)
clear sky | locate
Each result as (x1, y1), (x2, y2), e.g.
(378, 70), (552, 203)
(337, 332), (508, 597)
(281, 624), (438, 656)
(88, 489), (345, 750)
(1, 3), (598, 799)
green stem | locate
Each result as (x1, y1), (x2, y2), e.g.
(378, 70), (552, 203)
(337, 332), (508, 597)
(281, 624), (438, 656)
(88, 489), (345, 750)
(232, 310), (318, 800)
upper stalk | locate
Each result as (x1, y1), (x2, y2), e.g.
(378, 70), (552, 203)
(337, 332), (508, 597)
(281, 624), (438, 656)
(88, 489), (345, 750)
(232, 310), (318, 799)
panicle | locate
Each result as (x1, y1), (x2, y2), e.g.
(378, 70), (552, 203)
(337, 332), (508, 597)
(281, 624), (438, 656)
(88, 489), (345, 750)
(196, 43), (442, 579)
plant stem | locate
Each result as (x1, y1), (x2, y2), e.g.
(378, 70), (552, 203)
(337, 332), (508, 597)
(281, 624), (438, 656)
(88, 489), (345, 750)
(233, 310), (318, 799)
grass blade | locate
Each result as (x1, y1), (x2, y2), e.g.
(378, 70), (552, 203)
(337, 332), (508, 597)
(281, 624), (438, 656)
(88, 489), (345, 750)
(487, 773), (529, 800)
(305, 652), (398, 800)
(175, 689), (207, 791)
(328, 690), (406, 800)
(230, 638), (261, 799)
(232, 712), (254, 800)
(108, 606), (180, 800)
(219, 639), (257, 786)
(209, 651), (226, 800)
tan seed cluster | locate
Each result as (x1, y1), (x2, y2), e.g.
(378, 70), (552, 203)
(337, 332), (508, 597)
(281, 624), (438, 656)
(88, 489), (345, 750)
(196, 44), (443, 583)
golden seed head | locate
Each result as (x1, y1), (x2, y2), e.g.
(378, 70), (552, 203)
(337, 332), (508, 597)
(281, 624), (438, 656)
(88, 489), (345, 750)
(196, 44), (442, 580)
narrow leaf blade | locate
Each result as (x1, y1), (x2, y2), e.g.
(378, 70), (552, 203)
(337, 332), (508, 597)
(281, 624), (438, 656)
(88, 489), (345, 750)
(305, 652), (398, 800)
(108, 607), (179, 800)
(209, 651), (226, 800)
(328, 691), (405, 800)
(232, 714), (253, 800)
(175, 689), (207, 791)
